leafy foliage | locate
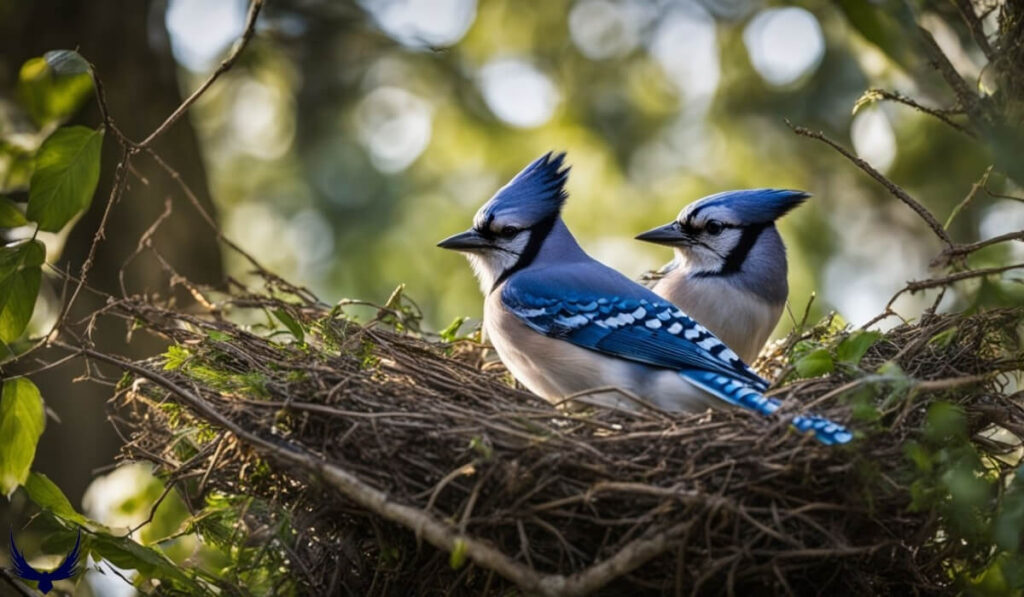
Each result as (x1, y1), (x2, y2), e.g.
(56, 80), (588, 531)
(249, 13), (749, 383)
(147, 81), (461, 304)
(0, 378), (45, 496)
(0, 239), (44, 343)
(26, 125), (104, 231)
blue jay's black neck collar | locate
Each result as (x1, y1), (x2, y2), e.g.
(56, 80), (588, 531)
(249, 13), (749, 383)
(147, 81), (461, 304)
(492, 213), (558, 291)
(694, 222), (770, 278)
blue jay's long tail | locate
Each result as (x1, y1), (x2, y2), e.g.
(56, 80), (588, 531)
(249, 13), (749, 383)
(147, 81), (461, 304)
(680, 370), (852, 445)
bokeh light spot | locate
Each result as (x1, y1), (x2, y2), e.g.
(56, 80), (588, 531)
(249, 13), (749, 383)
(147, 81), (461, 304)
(356, 86), (433, 173)
(980, 200), (1024, 260)
(228, 79), (295, 160)
(850, 108), (897, 173)
(743, 7), (824, 86)
(478, 58), (560, 128)
(359, 0), (477, 49)
(648, 5), (719, 103)
(569, 0), (642, 60)
(166, 0), (248, 72)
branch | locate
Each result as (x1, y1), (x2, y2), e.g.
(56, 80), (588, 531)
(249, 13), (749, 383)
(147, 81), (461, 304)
(861, 88), (974, 137)
(953, 0), (996, 61)
(916, 25), (982, 121)
(138, 0), (264, 149)
(787, 121), (954, 247)
(887, 263), (1024, 308)
(934, 230), (1024, 266)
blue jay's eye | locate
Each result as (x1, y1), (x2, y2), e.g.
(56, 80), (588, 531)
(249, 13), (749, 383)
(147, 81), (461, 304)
(500, 225), (520, 238)
(705, 220), (724, 235)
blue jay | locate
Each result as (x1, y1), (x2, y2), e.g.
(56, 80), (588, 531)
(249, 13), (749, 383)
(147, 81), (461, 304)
(636, 189), (808, 363)
(438, 153), (849, 445)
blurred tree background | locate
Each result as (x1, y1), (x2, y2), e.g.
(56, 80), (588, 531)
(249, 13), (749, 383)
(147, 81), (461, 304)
(155, 0), (1017, 330)
(1, 0), (1021, 594)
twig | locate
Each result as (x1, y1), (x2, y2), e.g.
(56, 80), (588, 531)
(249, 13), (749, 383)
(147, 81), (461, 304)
(943, 166), (992, 230)
(138, 0), (264, 149)
(934, 230), (1024, 266)
(787, 121), (953, 247)
(916, 26), (981, 121)
(887, 263), (1024, 308)
(953, 0), (996, 61)
(861, 89), (974, 137)
(49, 148), (131, 337)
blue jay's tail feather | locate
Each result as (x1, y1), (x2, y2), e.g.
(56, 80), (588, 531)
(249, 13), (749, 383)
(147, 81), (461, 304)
(790, 413), (854, 446)
(679, 369), (852, 445)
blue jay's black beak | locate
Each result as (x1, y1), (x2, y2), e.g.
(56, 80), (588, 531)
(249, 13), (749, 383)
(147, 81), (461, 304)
(438, 229), (491, 252)
(635, 222), (684, 247)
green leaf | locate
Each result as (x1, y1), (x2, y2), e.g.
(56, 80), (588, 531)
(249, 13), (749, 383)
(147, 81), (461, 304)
(0, 140), (36, 194)
(928, 327), (958, 349)
(27, 126), (104, 232)
(0, 239), (45, 342)
(794, 348), (834, 378)
(17, 51), (94, 126)
(26, 471), (212, 594)
(272, 309), (304, 342)
(90, 533), (202, 587)
(439, 316), (467, 342)
(924, 401), (967, 444)
(24, 472), (89, 526)
(0, 378), (46, 495)
(0, 198), (28, 227)
(837, 330), (882, 364)
(449, 537), (468, 569)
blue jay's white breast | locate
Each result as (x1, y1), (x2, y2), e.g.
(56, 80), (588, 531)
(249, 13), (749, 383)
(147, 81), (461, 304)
(483, 289), (719, 412)
(652, 273), (783, 363)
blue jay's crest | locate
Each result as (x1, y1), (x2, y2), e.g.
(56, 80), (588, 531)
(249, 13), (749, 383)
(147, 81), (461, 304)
(9, 528), (82, 594)
(688, 188), (809, 224)
(474, 152), (570, 229)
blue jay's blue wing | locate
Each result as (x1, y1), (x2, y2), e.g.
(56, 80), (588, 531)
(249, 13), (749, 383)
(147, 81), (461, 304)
(501, 268), (853, 445)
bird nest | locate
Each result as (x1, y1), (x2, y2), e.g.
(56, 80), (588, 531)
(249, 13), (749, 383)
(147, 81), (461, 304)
(98, 275), (1024, 596)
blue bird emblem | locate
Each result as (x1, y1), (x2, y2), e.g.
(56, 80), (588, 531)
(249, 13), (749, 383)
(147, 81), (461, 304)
(8, 528), (82, 594)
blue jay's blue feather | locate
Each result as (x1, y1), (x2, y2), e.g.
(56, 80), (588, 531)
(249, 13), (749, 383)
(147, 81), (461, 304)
(693, 188), (808, 224)
(680, 371), (853, 445)
(501, 266), (852, 445)
(474, 152), (570, 229)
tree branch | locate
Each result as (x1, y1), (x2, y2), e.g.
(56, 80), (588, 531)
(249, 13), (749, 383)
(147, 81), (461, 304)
(887, 263), (1024, 308)
(953, 0), (996, 61)
(861, 88), (974, 137)
(934, 230), (1024, 266)
(138, 0), (264, 149)
(786, 121), (954, 247)
(916, 25), (982, 121)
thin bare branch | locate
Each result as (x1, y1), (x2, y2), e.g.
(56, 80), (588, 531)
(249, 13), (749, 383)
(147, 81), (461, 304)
(862, 88), (974, 136)
(137, 0), (264, 149)
(787, 121), (954, 247)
